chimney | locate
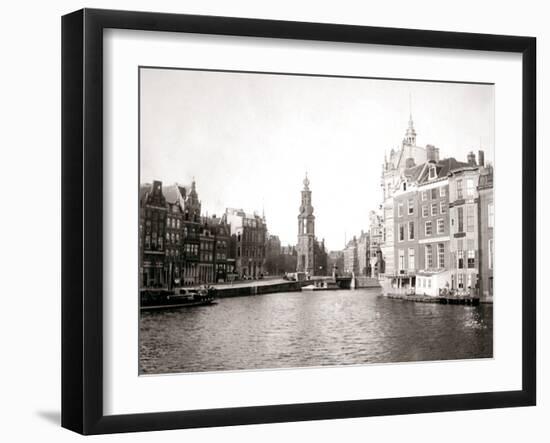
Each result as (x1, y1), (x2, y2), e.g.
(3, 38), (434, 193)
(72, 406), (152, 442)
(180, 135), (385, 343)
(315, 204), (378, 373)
(434, 147), (440, 162)
(405, 157), (415, 168)
(426, 144), (436, 162)
(478, 150), (485, 167)
(467, 151), (477, 166)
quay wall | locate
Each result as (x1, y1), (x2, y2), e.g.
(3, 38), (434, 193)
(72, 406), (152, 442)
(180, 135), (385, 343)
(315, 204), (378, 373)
(354, 276), (381, 288)
(215, 281), (303, 298)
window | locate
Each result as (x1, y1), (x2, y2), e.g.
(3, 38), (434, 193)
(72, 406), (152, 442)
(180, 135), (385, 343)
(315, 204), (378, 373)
(440, 186), (447, 197)
(425, 244), (433, 268)
(431, 188), (437, 199)
(431, 203), (437, 216)
(440, 201), (447, 214)
(398, 249), (405, 271)
(145, 235), (151, 249)
(488, 203), (494, 228)
(421, 191), (428, 201)
(429, 166), (436, 179)
(408, 221), (415, 240)
(457, 207), (464, 232)
(488, 239), (494, 269)
(425, 221), (432, 236)
(466, 178), (475, 197)
(458, 273), (464, 289)
(457, 179), (463, 199)
(438, 243), (445, 268)
(422, 205), (428, 217)
(458, 250), (464, 269)
(467, 205), (475, 232)
(408, 199), (414, 215)
(398, 202), (404, 217)
(468, 250), (475, 268)
(408, 248), (415, 270)
(437, 218), (445, 234)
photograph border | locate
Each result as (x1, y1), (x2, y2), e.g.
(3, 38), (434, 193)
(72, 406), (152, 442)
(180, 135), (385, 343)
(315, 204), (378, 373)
(61, 8), (536, 435)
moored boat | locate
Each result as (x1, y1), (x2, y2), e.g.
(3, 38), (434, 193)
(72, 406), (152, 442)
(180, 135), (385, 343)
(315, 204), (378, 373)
(140, 286), (217, 310)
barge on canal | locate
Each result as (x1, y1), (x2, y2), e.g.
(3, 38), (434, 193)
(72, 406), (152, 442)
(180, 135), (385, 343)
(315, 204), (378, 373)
(140, 287), (216, 310)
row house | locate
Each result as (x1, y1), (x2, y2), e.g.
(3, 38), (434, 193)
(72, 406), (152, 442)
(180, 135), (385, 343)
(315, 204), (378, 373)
(164, 182), (202, 286)
(368, 210), (384, 277)
(226, 208), (267, 279)
(210, 216), (231, 282)
(139, 181), (167, 288)
(448, 162), (481, 295)
(164, 199), (185, 289)
(343, 236), (359, 275)
(478, 166), (494, 299)
(356, 231), (370, 276)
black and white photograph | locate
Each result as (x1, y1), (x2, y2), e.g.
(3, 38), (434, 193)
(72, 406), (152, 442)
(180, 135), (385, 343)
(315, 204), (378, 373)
(138, 67), (494, 375)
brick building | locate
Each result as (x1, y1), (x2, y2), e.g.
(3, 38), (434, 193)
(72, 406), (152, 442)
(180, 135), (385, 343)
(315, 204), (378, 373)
(478, 164), (494, 299)
(226, 208), (267, 279)
(139, 180), (167, 288)
(448, 160), (481, 294)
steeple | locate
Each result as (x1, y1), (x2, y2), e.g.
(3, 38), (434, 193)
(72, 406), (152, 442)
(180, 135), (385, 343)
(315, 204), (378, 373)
(403, 94), (417, 146)
(297, 173), (315, 275)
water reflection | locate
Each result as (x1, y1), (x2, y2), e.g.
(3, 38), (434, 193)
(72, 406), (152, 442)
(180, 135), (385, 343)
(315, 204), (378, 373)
(140, 288), (493, 374)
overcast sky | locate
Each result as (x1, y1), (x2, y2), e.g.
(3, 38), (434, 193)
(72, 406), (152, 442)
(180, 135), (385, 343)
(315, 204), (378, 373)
(140, 67), (494, 251)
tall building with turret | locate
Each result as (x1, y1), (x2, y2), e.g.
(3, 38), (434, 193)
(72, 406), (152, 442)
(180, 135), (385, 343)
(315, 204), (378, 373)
(297, 173), (315, 275)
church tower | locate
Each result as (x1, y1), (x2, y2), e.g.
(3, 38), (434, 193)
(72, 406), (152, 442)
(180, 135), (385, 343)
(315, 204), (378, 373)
(403, 113), (417, 147)
(297, 173), (315, 275)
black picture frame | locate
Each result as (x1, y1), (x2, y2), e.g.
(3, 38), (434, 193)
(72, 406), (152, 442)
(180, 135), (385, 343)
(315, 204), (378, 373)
(61, 8), (536, 435)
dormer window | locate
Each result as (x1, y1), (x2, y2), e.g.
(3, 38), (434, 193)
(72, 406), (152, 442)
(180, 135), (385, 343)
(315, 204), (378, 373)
(429, 165), (437, 180)
(403, 182), (407, 191)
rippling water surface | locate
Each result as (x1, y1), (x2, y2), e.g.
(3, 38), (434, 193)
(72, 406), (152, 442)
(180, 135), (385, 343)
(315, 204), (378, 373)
(139, 288), (492, 374)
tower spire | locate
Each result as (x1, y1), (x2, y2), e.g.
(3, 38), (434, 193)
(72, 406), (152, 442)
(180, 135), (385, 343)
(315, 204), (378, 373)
(404, 93), (417, 146)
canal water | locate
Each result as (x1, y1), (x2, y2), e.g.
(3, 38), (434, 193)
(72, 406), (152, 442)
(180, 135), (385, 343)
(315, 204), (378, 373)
(139, 288), (493, 374)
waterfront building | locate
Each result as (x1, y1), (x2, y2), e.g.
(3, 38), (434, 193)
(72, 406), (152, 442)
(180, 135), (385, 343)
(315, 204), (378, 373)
(368, 210), (384, 277)
(163, 182), (202, 285)
(391, 171), (421, 290)
(385, 154), (469, 295)
(226, 208), (267, 279)
(199, 222), (216, 283)
(296, 173), (315, 275)
(415, 157), (467, 295)
(343, 236), (359, 275)
(477, 162), (494, 299)
(210, 215), (231, 282)
(164, 199), (185, 290)
(357, 231), (370, 276)
(448, 156), (481, 294)
(139, 180), (167, 288)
